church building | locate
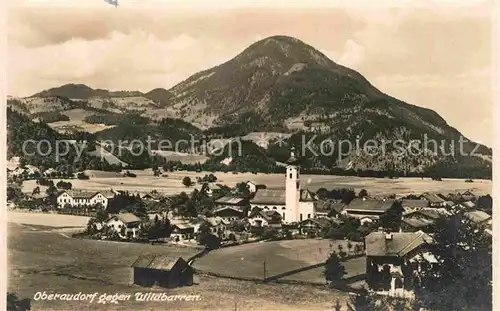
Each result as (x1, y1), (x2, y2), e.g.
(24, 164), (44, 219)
(250, 148), (316, 223)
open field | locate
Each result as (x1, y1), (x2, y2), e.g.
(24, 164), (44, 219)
(20, 169), (492, 196)
(8, 223), (352, 311)
(193, 239), (365, 282)
(49, 120), (116, 134)
(8, 211), (90, 228)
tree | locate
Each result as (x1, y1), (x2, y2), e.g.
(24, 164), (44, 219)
(235, 182), (252, 199)
(378, 202), (404, 232)
(476, 194), (492, 213)
(347, 241), (353, 253)
(86, 218), (98, 235)
(261, 227), (279, 240)
(94, 208), (109, 224)
(323, 252), (346, 284)
(358, 189), (368, 198)
(413, 212), (492, 311)
(182, 176), (193, 187)
(45, 185), (58, 197)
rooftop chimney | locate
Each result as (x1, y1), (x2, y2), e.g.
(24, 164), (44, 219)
(385, 233), (393, 240)
(378, 227), (384, 232)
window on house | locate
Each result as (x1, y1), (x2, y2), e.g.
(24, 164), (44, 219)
(307, 214), (311, 219)
(282, 212), (285, 220)
(300, 214), (303, 221)
(289, 173), (292, 179)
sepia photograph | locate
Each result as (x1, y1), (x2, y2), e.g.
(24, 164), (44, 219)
(3, 0), (496, 310)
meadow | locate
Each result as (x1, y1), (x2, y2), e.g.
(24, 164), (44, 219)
(193, 239), (365, 283)
(8, 222), (352, 311)
(21, 169), (492, 197)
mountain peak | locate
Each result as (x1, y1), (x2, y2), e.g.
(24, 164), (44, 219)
(32, 83), (109, 99)
(235, 35), (333, 69)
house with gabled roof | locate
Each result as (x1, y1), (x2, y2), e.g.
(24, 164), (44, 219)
(248, 209), (282, 228)
(170, 219), (196, 241)
(131, 255), (193, 288)
(57, 190), (114, 208)
(342, 198), (397, 220)
(461, 200), (476, 210)
(419, 193), (446, 207)
(460, 190), (476, 202)
(401, 199), (430, 210)
(400, 208), (444, 233)
(106, 213), (142, 239)
(142, 192), (165, 202)
(464, 209), (492, 226)
(213, 206), (246, 221)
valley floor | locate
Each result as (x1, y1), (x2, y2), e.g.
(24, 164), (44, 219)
(20, 169), (492, 197)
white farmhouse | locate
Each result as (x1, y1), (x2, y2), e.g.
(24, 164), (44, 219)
(106, 213), (142, 239)
(57, 190), (114, 208)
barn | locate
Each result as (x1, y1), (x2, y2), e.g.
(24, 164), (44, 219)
(131, 255), (194, 288)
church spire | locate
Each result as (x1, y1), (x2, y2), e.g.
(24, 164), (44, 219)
(286, 147), (299, 165)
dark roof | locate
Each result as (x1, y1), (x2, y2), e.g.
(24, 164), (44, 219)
(67, 190), (97, 199)
(131, 255), (187, 271)
(213, 206), (245, 214)
(60, 190), (113, 199)
(345, 198), (395, 213)
(402, 218), (435, 228)
(299, 217), (333, 227)
(365, 231), (433, 257)
(464, 210), (491, 224)
(250, 189), (286, 206)
(314, 200), (345, 214)
(404, 209), (442, 220)
(401, 199), (430, 209)
(421, 193), (445, 204)
(171, 223), (194, 230)
(462, 201), (476, 208)
(461, 190), (475, 196)
(314, 200), (333, 213)
(331, 201), (346, 213)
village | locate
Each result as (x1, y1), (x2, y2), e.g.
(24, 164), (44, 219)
(6, 148), (493, 310)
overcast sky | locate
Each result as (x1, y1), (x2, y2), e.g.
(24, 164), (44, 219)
(7, 0), (494, 146)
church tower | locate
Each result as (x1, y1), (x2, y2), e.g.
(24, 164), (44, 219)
(285, 147), (300, 223)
